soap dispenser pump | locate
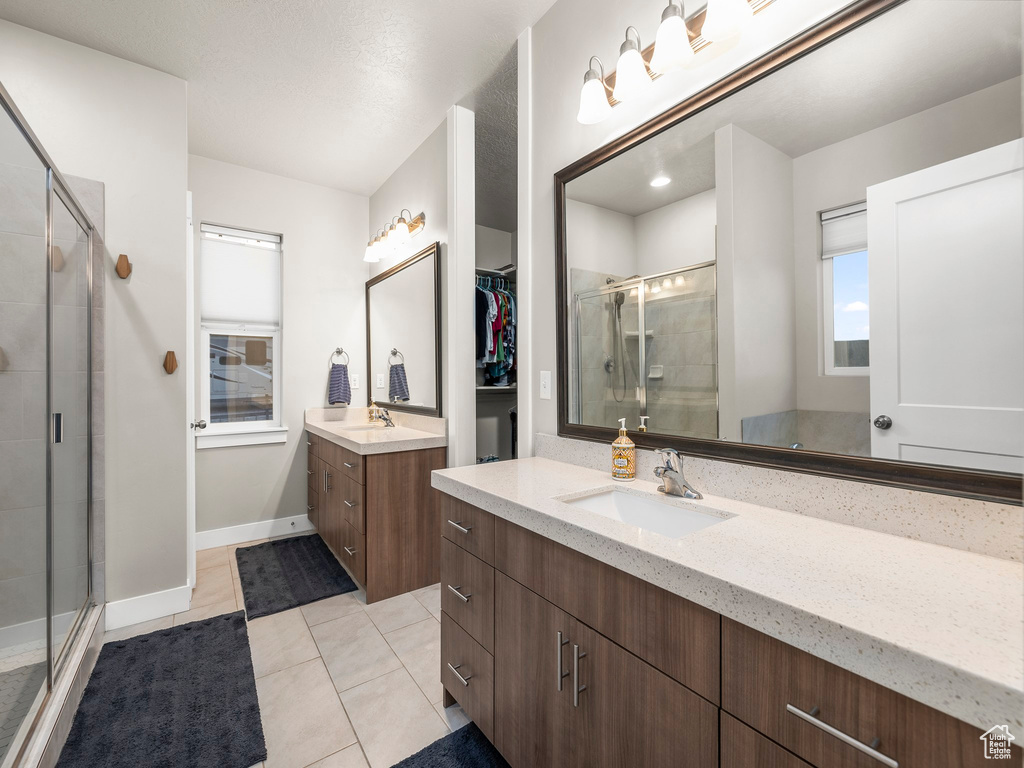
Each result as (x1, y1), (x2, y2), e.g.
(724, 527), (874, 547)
(612, 418), (636, 482)
(638, 416), (649, 433)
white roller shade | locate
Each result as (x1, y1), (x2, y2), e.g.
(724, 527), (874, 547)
(200, 230), (281, 327)
(821, 202), (867, 259)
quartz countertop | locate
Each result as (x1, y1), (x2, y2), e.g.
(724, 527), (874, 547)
(305, 407), (446, 455)
(431, 456), (1024, 731)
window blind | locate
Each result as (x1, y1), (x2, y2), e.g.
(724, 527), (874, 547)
(821, 202), (867, 259)
(200, 226), (282, 327)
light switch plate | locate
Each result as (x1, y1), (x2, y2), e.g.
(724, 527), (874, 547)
(351, 373), (360, 389)
(376, 373), (385, 389)
(540, 370), (552, 400)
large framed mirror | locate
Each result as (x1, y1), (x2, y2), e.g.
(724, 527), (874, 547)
(366, 241), (442, 416)
(556, 0), (1022, 503)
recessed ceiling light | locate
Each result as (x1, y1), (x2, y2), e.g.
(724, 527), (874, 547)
(650, 176), (671, 187)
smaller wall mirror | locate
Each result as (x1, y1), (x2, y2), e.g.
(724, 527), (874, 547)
(366, 242), (442, 415)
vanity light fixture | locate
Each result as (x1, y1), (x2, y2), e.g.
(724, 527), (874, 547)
(701, 0), (754, 42)
(577, 57), (612, 125)
(612, 27), (653, 103)
(650, 0), (694, 75)
(363, 234), (380, 263)
(365, 211), (426, 261)
(650, 176), (672, 187)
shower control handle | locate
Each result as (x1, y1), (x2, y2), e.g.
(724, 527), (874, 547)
(873, 415), (893, 430)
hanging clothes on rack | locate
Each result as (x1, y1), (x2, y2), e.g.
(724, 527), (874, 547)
(475, 273), (517, 387)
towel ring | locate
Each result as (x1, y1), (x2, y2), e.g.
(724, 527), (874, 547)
(388, 348), (405, 366)
(329, 347), (350, 367)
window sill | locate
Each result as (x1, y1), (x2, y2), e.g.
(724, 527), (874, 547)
(197, 426), (289, 449)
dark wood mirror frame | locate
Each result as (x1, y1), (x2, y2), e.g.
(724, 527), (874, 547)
(554, 0), (1022, 505)
(365, 241), (443, 417)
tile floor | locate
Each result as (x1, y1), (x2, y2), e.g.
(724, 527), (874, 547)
(102, 535), (470, 768)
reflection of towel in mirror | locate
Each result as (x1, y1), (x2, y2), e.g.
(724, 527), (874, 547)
(329, 363), (351, 405)
(389, 363), (410, 402)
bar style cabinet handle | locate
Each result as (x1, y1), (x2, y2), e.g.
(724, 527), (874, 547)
(447, 663), (472, 687)
(446, 520), (472, 534)
(786, 704), (897, 768)
(447, 584), (471, 603)
(325, 471), (332, 493)
(343, 546), (356, 556)
(344, 500), (357, 508)
(573, 644), (587, 707)
(556, 631), (569, 691)
(306, 505), (314, 511)
(307, 469), (314, 476)
(343, 462), (356, 469)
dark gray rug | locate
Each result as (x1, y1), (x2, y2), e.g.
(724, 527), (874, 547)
(57, 612), (265, 768)
(392, 724), (509, 768)
(235, 533), (357, 620)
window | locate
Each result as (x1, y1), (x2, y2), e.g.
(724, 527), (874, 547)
(199, 224), (284, 445)
(821, 202), (869, 376)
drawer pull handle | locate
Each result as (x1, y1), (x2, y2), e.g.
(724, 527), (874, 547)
(306, 505), (314, 511)
(343, 462), (356, 469)
(343, 546), (356, 556)
(556, 631), (569, 691)
(325, 471), (331, 493)
(306, 440), (312, 446)
(306, 469), (314, 476)
(786, 705), (897, 768)
(447, 520), (472, 534)
(572, 644), (586, 708)
(447, 584), (471, 603)
(447, 663), (472, 687)
(344, 500), (357, 508)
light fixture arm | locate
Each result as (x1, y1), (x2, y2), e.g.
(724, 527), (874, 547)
(620, 25), (643, 56)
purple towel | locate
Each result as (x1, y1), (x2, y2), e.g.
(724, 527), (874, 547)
(329, 364), (351, 405)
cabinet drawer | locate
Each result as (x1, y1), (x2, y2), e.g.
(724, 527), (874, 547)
(307, 431), (319, 458)
(337, 520), (366, 585)
(441, 538), (494, 652)
(721, 713), (812, 768)
(441, 494), (494, 564)
(307, 486), (318, 530)
(495, 518), (719, 704)
(321, 440), (365, 485)
(335, 473), (365, 534)
(441, 612), (494, 743)
(722, 618), (1020, 768)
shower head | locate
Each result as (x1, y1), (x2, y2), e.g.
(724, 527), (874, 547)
(613, 291), (625, 307)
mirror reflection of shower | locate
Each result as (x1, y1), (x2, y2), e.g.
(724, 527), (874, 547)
(609, 287), (631, 402)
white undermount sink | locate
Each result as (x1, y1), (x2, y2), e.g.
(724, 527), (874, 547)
(563, 489), (730, 539)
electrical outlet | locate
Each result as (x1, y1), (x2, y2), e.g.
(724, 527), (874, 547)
(351, 373), (360, 389)
(376, 373), (385, 389)
(540, 370), (552, 400)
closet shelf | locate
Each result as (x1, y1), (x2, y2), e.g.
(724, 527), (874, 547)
(477, 386), (517, 394)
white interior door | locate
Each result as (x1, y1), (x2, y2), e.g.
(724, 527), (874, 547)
(867, 139), (1023, 472)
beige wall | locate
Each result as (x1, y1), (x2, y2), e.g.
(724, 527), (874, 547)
(0, 20), (189, 604)
(188, 155), (368, 533)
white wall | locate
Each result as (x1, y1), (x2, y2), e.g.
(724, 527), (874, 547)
(565, 199), (636, 279)
(476, 225), (514, 270)
(0, 20), (190, 604)
(791, 77), (1022, 415)
(524, 0), (856, 442)
(635, 188), (717, 275)
(188, 155), (368, 533)
(716, 124), (796, 440)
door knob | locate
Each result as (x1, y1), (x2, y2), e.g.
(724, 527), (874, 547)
(873, 415), (892, 430)
(190, 419), (207, 430)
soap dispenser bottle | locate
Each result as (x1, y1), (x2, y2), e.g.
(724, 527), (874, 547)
(612, 418), (636, 482)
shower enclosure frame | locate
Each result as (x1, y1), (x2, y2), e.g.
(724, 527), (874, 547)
(572, 261), (718, 429)
(0, 79), (96, 768)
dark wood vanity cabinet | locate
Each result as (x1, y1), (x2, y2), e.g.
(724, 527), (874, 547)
(307, 431), (445, 603)
(439, 492), (1022, 768)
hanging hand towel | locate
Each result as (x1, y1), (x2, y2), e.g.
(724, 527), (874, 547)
(389, 363), (410, 402)
(329, 363), (351, 405)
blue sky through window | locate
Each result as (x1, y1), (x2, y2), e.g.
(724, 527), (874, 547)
(833, 250), (869, 341)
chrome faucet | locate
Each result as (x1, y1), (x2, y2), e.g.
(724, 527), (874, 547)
(653, 448), (702, 500)
(378, 407), (395, 428)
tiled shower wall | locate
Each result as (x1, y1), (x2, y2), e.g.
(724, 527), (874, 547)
(0, 136), (105, 649)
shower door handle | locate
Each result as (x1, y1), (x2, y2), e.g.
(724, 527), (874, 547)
(51, 413), (63, 444)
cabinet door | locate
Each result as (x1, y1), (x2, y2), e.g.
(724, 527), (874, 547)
(494, 573), (573, 768)
(568, 615), (719, 768)
(323, 464), (340, 556)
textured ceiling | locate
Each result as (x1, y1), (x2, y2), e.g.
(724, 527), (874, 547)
(567, 0), (1021, 216)
(0, 0), (553, 196)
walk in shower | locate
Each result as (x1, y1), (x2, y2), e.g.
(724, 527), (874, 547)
(0, 84), (97, 767)
(573, 262), (718, 439)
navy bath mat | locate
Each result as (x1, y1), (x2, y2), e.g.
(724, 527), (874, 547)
(392, 723), (509, 768)
(57, 612), (265, 768)
(235, 533), (358, 619)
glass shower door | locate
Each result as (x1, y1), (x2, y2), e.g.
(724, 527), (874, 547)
(49, 182), (91, 671)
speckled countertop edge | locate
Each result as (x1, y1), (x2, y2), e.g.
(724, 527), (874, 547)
(431, 457), (1024, 731)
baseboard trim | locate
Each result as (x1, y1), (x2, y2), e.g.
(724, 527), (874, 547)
(0, 609), (78, 650)
(104, 584), (192, 631)
(195, 514), (314, 551)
